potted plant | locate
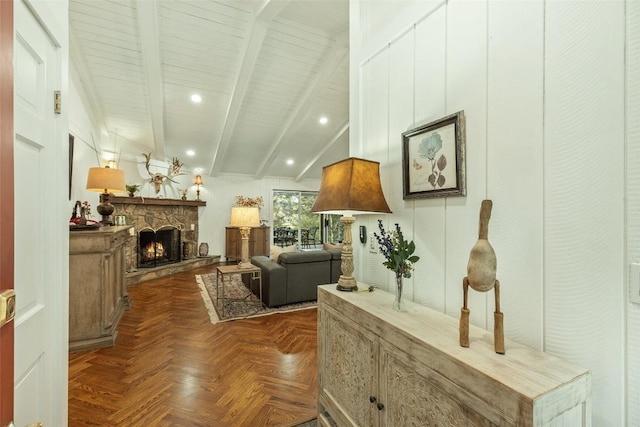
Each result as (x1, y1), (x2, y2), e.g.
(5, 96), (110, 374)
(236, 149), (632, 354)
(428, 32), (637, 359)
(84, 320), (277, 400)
(126, 184), (140, 197)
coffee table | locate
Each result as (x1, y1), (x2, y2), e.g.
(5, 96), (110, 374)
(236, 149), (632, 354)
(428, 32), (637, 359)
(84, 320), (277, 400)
(216, 265), (262, 317)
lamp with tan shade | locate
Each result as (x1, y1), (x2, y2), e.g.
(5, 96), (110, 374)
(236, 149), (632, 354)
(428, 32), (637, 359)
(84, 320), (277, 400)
(86, 166), (126, 226)
(194, 175), (204, 201)
(230, 206), (261, 269)
(311, 157), (392, 291)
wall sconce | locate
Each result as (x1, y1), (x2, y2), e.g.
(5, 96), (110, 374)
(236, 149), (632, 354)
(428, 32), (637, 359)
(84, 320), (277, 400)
(86, 166), (126, 225)
(194, 175), (203, 201)
(311, 157), (392, 291)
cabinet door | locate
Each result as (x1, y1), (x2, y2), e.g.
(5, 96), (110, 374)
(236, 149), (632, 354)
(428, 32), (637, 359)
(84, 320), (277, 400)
(319, 307), (379, 427)
(251, 227), (269, 256)
(379, 342), (499, 427)
(225, 227), (240, 259)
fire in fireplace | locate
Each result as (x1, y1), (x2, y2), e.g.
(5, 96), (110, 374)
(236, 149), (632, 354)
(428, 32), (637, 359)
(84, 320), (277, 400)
(138, 226), (182, 268)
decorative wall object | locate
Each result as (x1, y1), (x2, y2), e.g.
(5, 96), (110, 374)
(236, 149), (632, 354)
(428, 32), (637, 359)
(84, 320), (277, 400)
(402, 111), (466, 199)
(459, 200), (504, 354)
(235, 195), (264, 208)
(143, 153), (187, 193)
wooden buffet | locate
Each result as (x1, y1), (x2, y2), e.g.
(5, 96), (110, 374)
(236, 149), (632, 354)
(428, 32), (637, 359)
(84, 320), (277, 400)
(225, 226), (270, 261)
(317, 285), (591, 427)
(69, 225), (132, 352)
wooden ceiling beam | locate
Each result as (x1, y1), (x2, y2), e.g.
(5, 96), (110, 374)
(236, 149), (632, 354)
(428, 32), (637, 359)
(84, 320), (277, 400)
(208, 0), (290, 177)
(136, 0), (165, 158)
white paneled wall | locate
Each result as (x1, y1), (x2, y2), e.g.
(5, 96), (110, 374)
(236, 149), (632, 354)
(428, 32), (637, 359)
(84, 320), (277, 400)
(544, 3), (624, 426)
(351, 0), (630, 424)
(486, 0), (544, 351)
(627, 0), (640, 425)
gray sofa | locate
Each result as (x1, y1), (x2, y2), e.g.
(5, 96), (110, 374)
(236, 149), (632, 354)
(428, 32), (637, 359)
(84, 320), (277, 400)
(248, 249), (342, 307)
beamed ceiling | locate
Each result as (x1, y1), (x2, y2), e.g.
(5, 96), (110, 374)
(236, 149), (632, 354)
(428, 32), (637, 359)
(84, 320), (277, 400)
(69, 0), (350, 181)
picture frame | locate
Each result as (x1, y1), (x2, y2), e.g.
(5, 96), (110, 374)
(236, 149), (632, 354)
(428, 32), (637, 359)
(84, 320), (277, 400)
(402, 111), (466, 199)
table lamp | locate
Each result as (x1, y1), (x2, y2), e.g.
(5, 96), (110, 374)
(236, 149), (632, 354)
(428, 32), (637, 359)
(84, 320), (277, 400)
(311, 157), (392, 291)
(230, 206), (260, 269)
(86, 166), (126, 225)
(194, 175), (203, 201)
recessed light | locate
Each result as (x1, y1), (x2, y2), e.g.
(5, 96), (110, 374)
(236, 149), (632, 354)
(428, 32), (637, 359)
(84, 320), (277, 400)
(186, 149), (195, 156)
(191, 94), (202, 103)
(286, 159), (294, 165)
(319, 116), (328, 125)
(194, 167), (203, 172)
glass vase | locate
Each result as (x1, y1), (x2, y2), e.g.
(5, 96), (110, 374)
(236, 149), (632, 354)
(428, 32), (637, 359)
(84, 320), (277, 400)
(392, 274), (406, 312)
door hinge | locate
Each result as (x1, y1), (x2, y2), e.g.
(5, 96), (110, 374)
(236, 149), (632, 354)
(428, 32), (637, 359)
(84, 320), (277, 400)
(54, 90), (61, 114)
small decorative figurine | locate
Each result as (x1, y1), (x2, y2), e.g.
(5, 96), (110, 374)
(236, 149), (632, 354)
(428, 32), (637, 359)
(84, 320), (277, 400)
(459, 199), (505, 354)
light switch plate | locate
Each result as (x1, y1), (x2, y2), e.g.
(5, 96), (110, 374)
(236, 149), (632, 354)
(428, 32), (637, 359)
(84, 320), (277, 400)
(631, 263), (640, 304)
(369, 233), (377, 253)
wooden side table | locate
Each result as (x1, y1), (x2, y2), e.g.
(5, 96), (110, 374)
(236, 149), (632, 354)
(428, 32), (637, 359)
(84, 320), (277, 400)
(216, 265), (262, 316)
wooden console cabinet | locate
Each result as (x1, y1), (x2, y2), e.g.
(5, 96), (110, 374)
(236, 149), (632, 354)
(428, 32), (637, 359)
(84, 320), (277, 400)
(69, 226), (132, 352)
(317, 285), (591, 427)
(225, 226), (269, 260)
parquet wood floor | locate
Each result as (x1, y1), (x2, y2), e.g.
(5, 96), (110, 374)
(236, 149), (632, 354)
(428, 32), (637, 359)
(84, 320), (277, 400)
(68, 264), (318, 427)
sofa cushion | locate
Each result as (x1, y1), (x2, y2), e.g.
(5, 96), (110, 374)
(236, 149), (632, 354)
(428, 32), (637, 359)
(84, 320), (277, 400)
(278, 250), (331, 265)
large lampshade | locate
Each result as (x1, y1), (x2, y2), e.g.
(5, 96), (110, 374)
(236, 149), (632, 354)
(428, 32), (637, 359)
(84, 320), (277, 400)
(230, 207), (260, 269)
(312, 157), (392, 291)
(86, 166), (126, 193)
(311, 157), (392, 215)
(230, 207), (260, 227)
(86, 166), (126, 226)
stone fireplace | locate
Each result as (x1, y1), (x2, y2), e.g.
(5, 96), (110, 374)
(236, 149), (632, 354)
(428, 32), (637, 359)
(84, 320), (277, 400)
(111, 196), (206, 273)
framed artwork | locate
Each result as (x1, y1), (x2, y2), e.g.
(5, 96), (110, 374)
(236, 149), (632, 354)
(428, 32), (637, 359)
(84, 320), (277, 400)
(402, 111), (466, 199)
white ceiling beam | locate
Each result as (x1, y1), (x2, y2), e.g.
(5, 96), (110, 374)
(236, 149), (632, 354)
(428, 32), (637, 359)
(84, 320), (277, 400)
(295, 121), (349, 182)
(136, 0), (166, 158)
(255, 40), (349, 179)
(209, 0), (290, 177)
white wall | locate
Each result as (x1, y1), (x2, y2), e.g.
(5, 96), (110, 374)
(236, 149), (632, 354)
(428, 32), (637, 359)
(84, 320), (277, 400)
(351, 0), (631, 425)
(69, 59), (320, 261)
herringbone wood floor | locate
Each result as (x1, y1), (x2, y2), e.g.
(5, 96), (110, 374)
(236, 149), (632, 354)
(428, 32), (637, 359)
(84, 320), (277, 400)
(68, 264), (318, 427)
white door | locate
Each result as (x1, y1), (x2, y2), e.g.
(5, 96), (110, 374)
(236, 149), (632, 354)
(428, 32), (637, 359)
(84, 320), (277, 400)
(13, 0), (68, 425)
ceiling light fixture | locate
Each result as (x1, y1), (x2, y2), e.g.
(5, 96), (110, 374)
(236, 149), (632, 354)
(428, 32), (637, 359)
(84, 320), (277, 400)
(286, 159), (294, 165)
(319, 116), (328, 125)
(191, 94), (202, 103)
(186, 149), (195, 156)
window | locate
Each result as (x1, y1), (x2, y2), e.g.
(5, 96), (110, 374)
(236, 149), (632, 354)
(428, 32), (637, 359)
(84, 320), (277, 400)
(272, 191), (342, 248)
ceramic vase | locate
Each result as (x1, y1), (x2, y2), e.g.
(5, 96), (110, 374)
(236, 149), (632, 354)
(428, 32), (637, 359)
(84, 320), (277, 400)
(198, 242), (209, 257)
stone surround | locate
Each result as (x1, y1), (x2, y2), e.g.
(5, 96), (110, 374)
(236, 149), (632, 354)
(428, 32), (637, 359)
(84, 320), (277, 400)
(111, 196), (207, 274)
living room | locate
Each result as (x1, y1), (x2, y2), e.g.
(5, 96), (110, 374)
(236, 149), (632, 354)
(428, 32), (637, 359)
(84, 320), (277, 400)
(2, 0), (639, 426)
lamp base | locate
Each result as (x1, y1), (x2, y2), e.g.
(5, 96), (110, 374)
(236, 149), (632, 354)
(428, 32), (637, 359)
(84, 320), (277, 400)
(336, 275), (358, 292)
(237, 261), (253, 269)
(96, 192), (115, 226)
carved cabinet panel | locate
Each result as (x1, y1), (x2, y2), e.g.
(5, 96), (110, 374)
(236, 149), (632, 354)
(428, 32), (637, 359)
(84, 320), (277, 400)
(317, 285), (591, 427)
(321, 309), (378, 427)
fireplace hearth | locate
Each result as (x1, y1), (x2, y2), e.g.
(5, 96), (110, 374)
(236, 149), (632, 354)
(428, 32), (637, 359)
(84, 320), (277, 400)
(138, 226), (181, 268)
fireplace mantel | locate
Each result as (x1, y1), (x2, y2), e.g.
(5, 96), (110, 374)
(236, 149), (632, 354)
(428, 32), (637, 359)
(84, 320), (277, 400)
(112, 196), (206, 207)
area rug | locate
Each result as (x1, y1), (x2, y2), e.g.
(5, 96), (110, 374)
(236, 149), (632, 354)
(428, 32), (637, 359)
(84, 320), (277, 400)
(196, 273), (316, 324)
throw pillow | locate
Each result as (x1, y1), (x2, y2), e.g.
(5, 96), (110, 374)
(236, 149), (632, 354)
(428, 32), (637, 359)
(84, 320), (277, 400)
(323, 242), (343, 250)
(270, 245), (283, 261)
(270, 244), (297, 261)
